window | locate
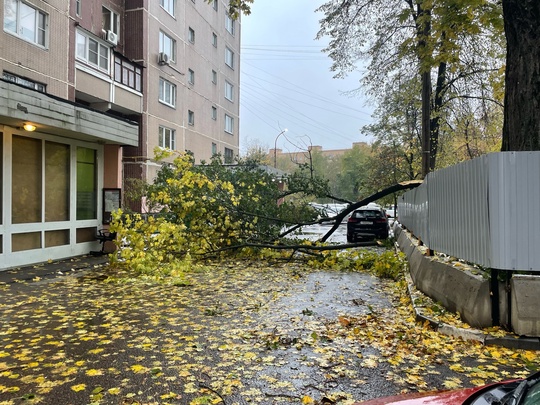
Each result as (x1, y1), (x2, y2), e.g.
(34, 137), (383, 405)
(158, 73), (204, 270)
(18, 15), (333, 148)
(188, 27), (195, 43)
(188, 110), (195, 126)
(224, 148), (234, 164)
(212, 0), (218, 11)
(188, 69), (195, 84)
(76, 0), (82, 16)
(114, 56), (142, 91)
(225, 114), (234, 134)
(226, 15), (235, 36)
(3, 71), (45, 92)
(160, 0), (175, 15)
(76, 147), (97, 220)
(102, 6), (119, 35)
(159, 31), (176, 62)
(76, 30), (109, 72)
(212, 70), (217, 84)
(225, 81), (233, 101)
(211, 106), (217, 120)
(212, 143), (217, 155)
(225, 47), (234, 69)
(4, 0), (47, 47)
(159, 126), (176, 150)
(159, 77), (176, 107)
(212, 32), (217, 48)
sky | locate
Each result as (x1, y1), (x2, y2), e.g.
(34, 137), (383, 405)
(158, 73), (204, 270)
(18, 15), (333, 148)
(239, 0), (374, 155)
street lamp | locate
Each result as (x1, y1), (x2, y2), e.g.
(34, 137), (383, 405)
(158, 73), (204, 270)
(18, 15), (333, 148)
(273, 128), (288, 168)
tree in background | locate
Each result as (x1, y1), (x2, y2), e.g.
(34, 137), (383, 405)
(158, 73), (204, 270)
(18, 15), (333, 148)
(316, 0), (504, 176)
(335, 143), (372, 201)
(229, 0), (540, 158)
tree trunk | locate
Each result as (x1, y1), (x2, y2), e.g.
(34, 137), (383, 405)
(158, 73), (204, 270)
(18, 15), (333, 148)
(421, 71), (431, 177)
(501, 0), (540, 151)
(429, 61), (447, 171)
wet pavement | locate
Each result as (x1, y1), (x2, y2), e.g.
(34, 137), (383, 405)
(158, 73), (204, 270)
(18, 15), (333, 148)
(0, 229), (538, 404)
(0, 260), (401, 404)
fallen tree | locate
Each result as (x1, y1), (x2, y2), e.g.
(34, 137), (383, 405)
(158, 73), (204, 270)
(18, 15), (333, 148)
(110, 150), (422, 274)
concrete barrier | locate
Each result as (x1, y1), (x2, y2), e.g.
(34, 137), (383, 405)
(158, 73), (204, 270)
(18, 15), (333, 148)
(511, 275), (540, 336)
(395, 225), (494, 328)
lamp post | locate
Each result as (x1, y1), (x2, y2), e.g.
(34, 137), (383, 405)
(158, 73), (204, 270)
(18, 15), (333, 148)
(273, 128), (288, 168)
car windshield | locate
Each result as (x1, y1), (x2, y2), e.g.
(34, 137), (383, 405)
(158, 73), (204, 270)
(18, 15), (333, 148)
(521, 376), (540, 405)
(497, 372), (540, 405)
(353, 210), (383, 219)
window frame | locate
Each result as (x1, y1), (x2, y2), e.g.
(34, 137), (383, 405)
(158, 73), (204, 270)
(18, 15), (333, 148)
(225, 47), (234, 69)
(102, 6), (119, 37)
(75, 0), (82, 16)
(160, 0), (175, 16)
(212, 32), (218, 48)
(114, 56), (142, 92)
(188, 27), (195, 43)
(211, 106), (217, 120)
(159, 77), (176, 107)
(225, 81), (234, 101)
(224, 148), (234, 164)
(212, 0), (218, 11)
(188, 110), (195, 126)
(4, 0), (48, 47)
(76, 30), (110, 73)
(159, 30), (176, 62)
(212, 70), (217, 84)
(188, 69), (195, 85)
(159, 126), (176, 150)
(226, 14), (235, 36)
(225, 114), (234, 134)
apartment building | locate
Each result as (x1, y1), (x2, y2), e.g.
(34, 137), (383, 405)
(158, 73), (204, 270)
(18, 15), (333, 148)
(0, 0), (241, 269)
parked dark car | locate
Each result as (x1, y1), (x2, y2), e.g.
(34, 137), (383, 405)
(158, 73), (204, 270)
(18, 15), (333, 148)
(355, 370), (540, 404)
(347, 205), (389, 242)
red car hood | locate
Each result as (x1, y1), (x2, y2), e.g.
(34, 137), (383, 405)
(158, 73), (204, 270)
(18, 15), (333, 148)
(356, 384), (493, 404)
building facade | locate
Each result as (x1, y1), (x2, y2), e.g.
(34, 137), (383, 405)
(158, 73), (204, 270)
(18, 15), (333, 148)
(0, 0), (240, 269)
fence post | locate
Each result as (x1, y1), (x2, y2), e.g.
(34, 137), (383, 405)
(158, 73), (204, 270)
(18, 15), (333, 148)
(490, 268), (500, 326)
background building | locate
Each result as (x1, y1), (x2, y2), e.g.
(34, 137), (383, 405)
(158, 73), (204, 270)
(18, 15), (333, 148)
(0, 0), (240, 268)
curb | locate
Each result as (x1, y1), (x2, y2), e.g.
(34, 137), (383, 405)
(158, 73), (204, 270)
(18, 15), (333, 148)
(400, 245), (540, 350)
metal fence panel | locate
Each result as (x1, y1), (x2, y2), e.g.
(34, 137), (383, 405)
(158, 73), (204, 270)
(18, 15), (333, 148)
(398, 152), (540, 272)
(488, 152), (540, 270)
(427, 156), (491, 266)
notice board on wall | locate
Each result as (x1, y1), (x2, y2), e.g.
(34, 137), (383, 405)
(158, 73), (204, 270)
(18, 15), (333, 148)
(103, 188), (121, 224)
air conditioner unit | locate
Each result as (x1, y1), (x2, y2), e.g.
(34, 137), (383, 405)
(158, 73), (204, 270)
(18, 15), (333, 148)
(106, 30), (118, 45)
(158, 52), (169, 65)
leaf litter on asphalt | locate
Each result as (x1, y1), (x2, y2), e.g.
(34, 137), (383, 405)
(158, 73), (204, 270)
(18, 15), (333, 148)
(0, 259), (538, 405)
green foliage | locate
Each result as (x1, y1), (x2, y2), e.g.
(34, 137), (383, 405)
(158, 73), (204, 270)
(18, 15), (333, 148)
(305, 246), (406, 281)
(371, 250), (406, 280)
(110, 150), (325, 276)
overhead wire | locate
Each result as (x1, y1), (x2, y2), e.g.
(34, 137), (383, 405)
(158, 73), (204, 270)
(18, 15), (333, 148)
(240, 44), (372, 149)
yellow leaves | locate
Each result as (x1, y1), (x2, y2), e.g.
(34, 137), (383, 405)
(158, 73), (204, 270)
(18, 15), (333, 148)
(70, 383), (86, 392)
(522, 351), (537, 362)
(361, 356), (379, 368)
(1, 385), (20, 393)
(449, 363), (465, 373)
(130, 364), (147, 374)
(107, 387), (121, 395)
(302, 395), (315, 404)
(85, 369), (103, 376)
(442, 377), (463, 390)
